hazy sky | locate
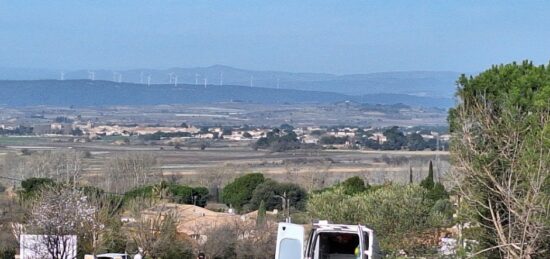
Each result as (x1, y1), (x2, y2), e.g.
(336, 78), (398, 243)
(1, 0), (550, 74)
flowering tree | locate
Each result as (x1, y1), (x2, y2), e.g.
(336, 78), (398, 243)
(25, 187), (103, 259)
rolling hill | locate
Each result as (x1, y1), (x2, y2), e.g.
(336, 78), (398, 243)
(0, 80), (454, 108)
(0, 65), (461, 98)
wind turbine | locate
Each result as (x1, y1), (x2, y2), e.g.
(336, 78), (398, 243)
(168, 72), (174, 84)
(195, 73), (199, 85)
(174, 75), (178, 87)
(60, 71), (65, 81)
(204, 78), (207, 88)
(112, 72), (122, 83)
(147, 75), (152, 87)
(88, 71), (95, 81)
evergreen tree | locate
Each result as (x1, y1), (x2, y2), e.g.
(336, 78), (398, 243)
(409, 166), (413, 184)
(420, 161), (434, 190)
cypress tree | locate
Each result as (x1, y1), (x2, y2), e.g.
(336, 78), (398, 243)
(420, 160), (435, 190)
(409, 166), (413, 184)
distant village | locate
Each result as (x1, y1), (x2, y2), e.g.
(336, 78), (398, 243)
(0, 116), (450, 151)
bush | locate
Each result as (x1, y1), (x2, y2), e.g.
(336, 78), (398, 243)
(254, 130), (300, 152)
(124, 185), (154, 201)
(319, 135), (348, 145)
(0, 248), (16, 259)
(340, 176), (369, 195)
(222, 173), (265, 211)
(308, 184), (447, 254)
(420, 161), (449, 201)
(19, 177), (55, 199)
(125, 183), (209, 207)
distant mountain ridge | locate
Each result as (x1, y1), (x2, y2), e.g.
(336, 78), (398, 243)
(0, 65), (461, 98)
(0, 80), (454, 108)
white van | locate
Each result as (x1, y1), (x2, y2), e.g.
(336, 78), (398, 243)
(275, 221), (382, 259)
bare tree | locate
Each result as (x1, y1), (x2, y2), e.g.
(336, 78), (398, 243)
(200, 219), (277, 259)
(1, 151), (84, 186)
(128, 202), (192, 259)
(104, 153), (158, 193)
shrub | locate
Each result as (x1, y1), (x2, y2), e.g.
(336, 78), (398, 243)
(308, 184), (447, 254)
(19, 177), (55, 199)
(222, 173), (265, 211)
(340, 176), (369, 195)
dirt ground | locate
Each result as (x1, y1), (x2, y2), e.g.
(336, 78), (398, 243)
(0, 139), (450, 190)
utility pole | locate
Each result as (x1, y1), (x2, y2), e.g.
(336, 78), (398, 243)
(435, 132), (441, 182)
(275, 192), (291, 222)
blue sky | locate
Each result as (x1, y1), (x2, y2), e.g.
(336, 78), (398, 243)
(1, 0), (550, 74)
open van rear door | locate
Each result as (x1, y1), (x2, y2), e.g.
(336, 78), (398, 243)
(275, 223), (304, 259)
(357, 225), (367, 259)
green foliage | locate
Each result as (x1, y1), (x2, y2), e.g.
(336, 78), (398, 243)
(124, 183), (209, 207)
(340, 176), (369, 195)
(191, 186), (209, 207)
(124, 185), (154, 201)
(279, 123), (294, 132)
(427, 182), (449, 201)
(449, 60), (550, 133)
(100, 219), (127, 253)
(254, 129), (300, 152)
(0, 248), (16, 259)
(407, 133), (427, 151)
(449, 61), (550, 256)
(319, 135), (348, 145)
(222, 173), (265, 211)
(166, 184), (193, 203)
(419, 161), (449, 201)
(420, 161), (434, 190)
(150, 215), (194, 259)
(430, 199), (454, 224)
(139, 131), (191, 141)
(382, 126), (407, 150)
(21, 177), (55, 192)
(308, 184), (452, 254)
(249, 179), (308, 212)
(19, 177), (55, 199)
